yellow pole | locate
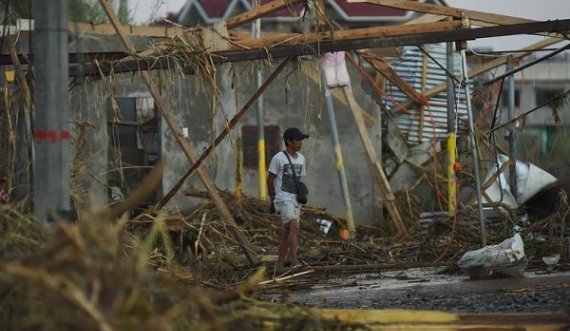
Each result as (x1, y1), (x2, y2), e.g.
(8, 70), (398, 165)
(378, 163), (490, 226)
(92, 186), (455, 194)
(446, 42), (456, 216)
(447, 132), (456, 215)
(253, 0), (267, 201)
(258, 138), (267, 200)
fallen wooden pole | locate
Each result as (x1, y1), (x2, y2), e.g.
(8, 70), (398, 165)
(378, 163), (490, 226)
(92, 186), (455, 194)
(157, 57), (292, 209)
(98, 0), (260, 266)
(342, 86), (407, 235)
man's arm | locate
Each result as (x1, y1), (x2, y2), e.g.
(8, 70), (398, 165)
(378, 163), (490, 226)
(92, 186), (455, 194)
(267, 172), (276, 199)
(267, 172), (277, 213)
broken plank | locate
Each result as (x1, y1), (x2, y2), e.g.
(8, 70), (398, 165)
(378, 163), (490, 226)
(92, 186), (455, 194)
(98, 0), (260, 266)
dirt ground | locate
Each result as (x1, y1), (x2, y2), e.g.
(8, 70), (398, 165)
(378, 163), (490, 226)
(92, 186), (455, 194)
(264, 267), (570, 313)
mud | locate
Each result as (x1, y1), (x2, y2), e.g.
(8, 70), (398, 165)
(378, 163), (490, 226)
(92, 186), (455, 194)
(267, 268), (570, 313)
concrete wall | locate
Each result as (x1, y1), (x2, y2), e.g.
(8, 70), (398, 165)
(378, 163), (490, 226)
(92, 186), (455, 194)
(71, 59), (386, 224)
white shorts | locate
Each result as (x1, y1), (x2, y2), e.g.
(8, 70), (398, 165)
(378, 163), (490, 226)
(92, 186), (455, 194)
(274, 200), (300, 225)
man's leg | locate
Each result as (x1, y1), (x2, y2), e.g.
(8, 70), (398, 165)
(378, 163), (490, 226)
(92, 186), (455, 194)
(288, 219), (300, 266)
(275, 224), (290, 273)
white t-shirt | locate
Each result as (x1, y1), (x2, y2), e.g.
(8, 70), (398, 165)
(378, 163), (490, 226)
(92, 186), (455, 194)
(269, 151), (306, 203)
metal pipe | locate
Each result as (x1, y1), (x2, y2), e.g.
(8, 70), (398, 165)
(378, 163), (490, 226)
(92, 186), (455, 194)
(461, 50), (487, 247)
(33, 0), (70, 222)
(507, 55), (518, 201)
(321, 70), (356, 233)
(446, 42), (457, 215)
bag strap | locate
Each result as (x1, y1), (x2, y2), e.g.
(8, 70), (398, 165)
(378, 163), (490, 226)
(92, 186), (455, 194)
(282, 151), (300, 183)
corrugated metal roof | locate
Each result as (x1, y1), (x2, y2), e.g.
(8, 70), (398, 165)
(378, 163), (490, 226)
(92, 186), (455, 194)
(384, 44), (472, 144)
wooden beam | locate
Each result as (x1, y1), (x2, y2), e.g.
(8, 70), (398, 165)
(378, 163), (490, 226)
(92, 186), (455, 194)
(393, 36), (564, 112)
(232, 20), (464, 49)
(225, 0), (305, 29)
(342, 87), (407, 235)
(97, 0), (260, 266)
(68, 22), (186, 37)
(69, 19), (570, 77)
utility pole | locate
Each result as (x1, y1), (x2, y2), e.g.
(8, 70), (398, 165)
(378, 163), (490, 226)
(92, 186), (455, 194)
(446, 42), (457, 216)
(252, 0), (267, 201)
(321, 71), (356, 235)
(507, 55), (518, 201)
(33, 0), (70, 221)
(460, 50), (487, 247)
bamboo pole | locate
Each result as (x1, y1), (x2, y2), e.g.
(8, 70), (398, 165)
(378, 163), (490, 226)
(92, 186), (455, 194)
(98, 0), (259, 266)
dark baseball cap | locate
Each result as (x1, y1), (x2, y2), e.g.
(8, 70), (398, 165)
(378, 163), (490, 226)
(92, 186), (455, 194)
(283, 127), (309, 141)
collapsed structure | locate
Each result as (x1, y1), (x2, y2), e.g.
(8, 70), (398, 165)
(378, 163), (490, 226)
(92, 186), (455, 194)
(2, 0), (570, 274)
(1, 0), (570, 329)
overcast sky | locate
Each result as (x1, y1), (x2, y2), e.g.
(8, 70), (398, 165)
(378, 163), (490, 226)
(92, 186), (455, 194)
(128, 0), (570, 51)
(446, 0), (570, 51)
(129, 0), (186, 24)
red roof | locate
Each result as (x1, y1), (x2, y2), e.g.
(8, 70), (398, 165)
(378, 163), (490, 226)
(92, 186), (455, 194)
(332, 0), (407, 17)
(189, 0), (412, 22)
(200, 0), (230, 18)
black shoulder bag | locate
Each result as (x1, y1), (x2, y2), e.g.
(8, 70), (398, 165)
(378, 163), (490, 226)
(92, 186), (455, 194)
(283, 151), (309, 205)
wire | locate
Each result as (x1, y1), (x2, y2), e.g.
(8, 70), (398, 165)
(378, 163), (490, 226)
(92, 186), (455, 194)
(417, 45), (461, 84)
(489, 88), (570, 134)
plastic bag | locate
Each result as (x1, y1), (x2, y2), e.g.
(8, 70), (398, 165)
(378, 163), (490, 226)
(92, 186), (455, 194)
(322, 51), (350, 88)
(458, 234), (527, 279)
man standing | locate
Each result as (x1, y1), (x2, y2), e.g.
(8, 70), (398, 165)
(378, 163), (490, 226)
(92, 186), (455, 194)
(268, 127), (309, 274)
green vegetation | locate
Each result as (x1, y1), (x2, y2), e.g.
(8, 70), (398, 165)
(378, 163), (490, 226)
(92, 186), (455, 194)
(0, 0), (131, 25)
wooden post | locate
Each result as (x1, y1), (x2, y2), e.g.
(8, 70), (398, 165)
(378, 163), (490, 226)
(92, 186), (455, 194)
(342, 86), (407, 235)
(98, 0), (260, 265)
